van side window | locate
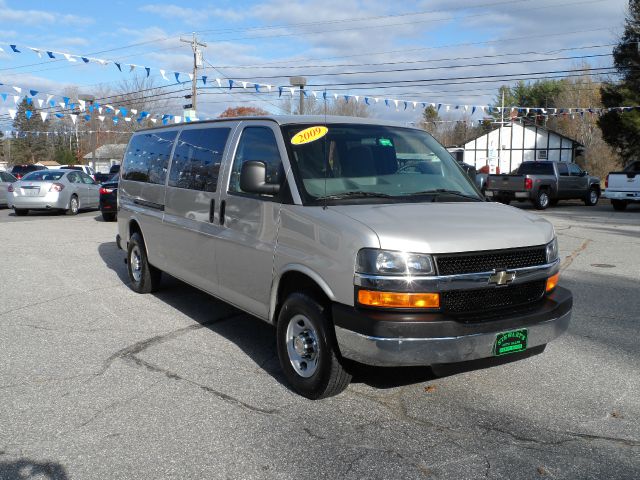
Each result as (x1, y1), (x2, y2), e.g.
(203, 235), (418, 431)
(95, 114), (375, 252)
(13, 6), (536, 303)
(122, 130), (177, 184)
(168, 127), (230, 192)
(229, 127), (282, 193)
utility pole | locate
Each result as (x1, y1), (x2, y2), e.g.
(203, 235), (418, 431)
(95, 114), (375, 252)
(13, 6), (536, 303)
(180, 33), (207, 117)
(289, 76), (307, 115)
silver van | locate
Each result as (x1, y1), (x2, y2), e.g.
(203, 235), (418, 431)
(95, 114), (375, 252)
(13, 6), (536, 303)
(116, 116), (572, 399)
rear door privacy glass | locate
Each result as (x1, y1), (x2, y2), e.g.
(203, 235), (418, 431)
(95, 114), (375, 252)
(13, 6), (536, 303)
(518, 162), (554, 175)
(168, 127), (231, 192)
(122, 130), (178, 184)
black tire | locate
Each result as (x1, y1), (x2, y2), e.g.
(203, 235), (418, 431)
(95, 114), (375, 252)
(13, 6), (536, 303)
(127, 232), (162, 293)
(66, 195), (79, 215)
(102, 212), (117, 222)
(549, 199), (559, 206)
(276, 293), (352, 399)
(584, 188), (599, 206)
(534, 189), (550, 210)
(612, 200), (628, 211)
(14, 208), (28, 216)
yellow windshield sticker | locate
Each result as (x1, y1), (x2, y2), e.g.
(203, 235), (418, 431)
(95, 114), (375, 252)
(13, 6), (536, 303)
(291, 126), (328, 145)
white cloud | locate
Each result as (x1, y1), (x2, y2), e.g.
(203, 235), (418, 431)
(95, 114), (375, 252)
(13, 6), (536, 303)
(0, 0), (93, 27)
(139, 3), (244, 24)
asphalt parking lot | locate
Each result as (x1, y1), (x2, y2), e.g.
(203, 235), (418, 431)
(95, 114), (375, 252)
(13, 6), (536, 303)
(0, 201), (638, 480)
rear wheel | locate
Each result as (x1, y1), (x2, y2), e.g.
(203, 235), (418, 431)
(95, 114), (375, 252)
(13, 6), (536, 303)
(534, 190), (550, 210)
(127, 232), (162, 293)
(277, 293), (352, 399)
(66, 195), (79, 215)
(102, 212), (116, 222)
(612, 200), (628, 211)
(584, 188), (599, 206)
(14, 208), (28, 216)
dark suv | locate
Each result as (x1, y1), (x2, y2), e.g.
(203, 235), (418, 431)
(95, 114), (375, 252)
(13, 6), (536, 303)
(10, 164), (47, 180)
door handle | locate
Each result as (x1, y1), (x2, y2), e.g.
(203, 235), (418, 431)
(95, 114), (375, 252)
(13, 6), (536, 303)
(219, 200), (226, 225)
(209, 199), (215, 223)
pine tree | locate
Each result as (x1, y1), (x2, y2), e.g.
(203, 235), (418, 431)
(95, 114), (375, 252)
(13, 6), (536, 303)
(598, 0), (640, 163)
(11, 97), (50, 164)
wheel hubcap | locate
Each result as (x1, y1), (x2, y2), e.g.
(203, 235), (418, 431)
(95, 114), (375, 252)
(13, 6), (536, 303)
(130, 246), (142, 283)
(286, 314), (319, 378)
(71, 198), (78, 213)
(590, 191), (597, 203)
(540, 193), (548, 207)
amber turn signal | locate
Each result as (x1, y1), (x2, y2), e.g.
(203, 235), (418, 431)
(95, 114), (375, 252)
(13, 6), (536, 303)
(546, 273), (560, 293)
(357, 290), (440, 309)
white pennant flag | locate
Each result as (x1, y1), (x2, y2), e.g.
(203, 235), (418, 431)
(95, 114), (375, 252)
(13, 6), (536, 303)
(216, 78), (222, 87)
(70, 114), (77, 124)
(129, 65), (136, 72)
(311, 91), (317, 98)
(241, 81), (248, 89)
(8, 109), (16, 120)
(125, 117), (132, 122)
(480, 106), (486, 113)
(188, 73), (194, 81)
(97, 59), (108, 66)
(59, 102), (66, 108)
(413, 101), (418, 109)
(290, 87), (296, 96)
(37, 99), (44, 108)
(150, 118), (157, 124)
(78, 99), (86, 111)
(131, 109), (138, 115)
(266, 85), (272, 92)
(98, 107), (103, 114)
(374, 98), (380, 103)
(46, 94), (54, 104)
(174, 116), (182, 124)
(333, 93), (338, 100)
(445, 105), (450, 112)
(13, 96), (20, 104)
(98, 115), (105, 122)
(354, 96), (359, 103)
(40, 112), (48, 121)
(13, 86), (22, 94)
(464, 105), (469, 111)
(31, 48), (42, 57)
(393, 100), (399, 108)
(160, 69), (168, 81)
(63, 53), (77, 62)
(430, 103), (435, 108)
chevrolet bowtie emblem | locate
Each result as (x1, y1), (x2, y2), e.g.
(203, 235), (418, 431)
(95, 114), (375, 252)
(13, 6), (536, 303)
(488, 270), (516, 286)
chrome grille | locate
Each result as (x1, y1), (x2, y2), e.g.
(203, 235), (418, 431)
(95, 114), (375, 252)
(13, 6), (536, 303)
(440, 280), (546, 314)
(435, 246), (547, 276)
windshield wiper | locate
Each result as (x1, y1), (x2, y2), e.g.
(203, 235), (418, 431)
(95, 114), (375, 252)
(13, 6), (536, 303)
(315, 191), (395, 201)
(406, 189), (482, 201)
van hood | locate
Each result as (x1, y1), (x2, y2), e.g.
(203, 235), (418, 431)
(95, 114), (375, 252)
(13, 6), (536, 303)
(329, 201), (554, 254)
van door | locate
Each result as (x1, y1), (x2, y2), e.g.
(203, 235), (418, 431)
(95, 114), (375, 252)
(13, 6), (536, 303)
(160, 125), (234, 294)
(215, 123), (289, 318)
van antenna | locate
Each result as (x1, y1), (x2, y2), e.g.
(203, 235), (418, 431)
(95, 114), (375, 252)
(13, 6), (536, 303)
(323, 89), (328, 210)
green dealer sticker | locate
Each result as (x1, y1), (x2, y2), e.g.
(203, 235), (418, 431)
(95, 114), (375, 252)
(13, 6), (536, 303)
(494, 329), (528, 356)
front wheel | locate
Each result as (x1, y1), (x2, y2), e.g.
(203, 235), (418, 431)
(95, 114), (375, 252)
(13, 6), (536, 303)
(534, 190), (550, 210)
(584, 188), (599, 206)
(612, 200), (628, 211)
(66, 195), (79, 215)
(14, 208), (28, 216)
(127, 232), (162, 293)
(276, 293), (352, 399)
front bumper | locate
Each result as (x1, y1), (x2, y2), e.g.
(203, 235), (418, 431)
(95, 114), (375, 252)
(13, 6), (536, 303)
(9, 192), (67, 210)
(602, 190), (640, 202)
(333, 286), (572, 366)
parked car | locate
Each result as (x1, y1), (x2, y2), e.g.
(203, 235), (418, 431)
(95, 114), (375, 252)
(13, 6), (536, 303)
(7, 169), (100, 216)
(10, 164), (47, 180)
(602, 160), (640, 210)
(99, 174), (119, 221)
(485, 161), (600, 209)
(0, 171), (17, 207)
(115, 116), (572, 399)
(60, 165), (96, 180)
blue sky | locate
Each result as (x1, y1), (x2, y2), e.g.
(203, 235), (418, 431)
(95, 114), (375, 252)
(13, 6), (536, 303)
(0, 0), (631, 123)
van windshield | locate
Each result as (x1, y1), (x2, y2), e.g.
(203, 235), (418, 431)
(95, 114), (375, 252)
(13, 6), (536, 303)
(282, 124), (481, 204)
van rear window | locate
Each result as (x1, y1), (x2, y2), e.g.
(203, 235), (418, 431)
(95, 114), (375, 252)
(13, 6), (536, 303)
(122, 130), (177, 184)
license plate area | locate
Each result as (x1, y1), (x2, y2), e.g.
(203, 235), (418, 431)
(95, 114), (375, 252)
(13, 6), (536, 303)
(494, 329), (528, 356)
(23, 187), (40, 196)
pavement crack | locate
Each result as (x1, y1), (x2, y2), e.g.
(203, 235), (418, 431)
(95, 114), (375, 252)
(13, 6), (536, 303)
(560, 239), (592, 271)
(303, 427), (326, 441)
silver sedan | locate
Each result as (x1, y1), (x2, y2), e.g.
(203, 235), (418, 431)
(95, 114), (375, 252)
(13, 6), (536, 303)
(0, 171), (17, 207)
(8, 169), (100, 216)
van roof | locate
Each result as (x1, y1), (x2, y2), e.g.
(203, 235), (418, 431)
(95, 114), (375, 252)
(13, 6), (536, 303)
(134, 115), (416, 133)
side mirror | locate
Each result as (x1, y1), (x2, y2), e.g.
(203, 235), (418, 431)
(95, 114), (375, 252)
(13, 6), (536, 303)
(580, 171), (587, 177)
(240, 161), (280, 195)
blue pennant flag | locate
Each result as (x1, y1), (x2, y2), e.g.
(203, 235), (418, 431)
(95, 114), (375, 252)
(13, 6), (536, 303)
(84, 115), (91, 121)
(422, 103), (427, 109)
(25, 110), (33, 120)
(115, 62), (122, 71)
(279, 86), (283, 97)
(113, 117), (119, 125)
(323, 91), (327, 100)
(255, 84), (260, 93)
(63, 97), (70, 106)
(472, 106), (477, 115)
(47, 51), (55, 58)
(1, 93), (7, 102)
(162, 117), (169, 125)
(437, 104), (442, 111)
(201, 75), (207, 85)
(69, 103), (76, 111)
(30, 90), (38, 97)
(10, 45), (20, 53)
(55, 113), (64, 118)
(384, 99), (390, 107)
(162, 114), (170, 120)
(404, 101), (408, 110)
(26, 97), (32, 105)
(49, 100), (56, 107)
(344, 95), (349, 103)
(303, 90), (308, 97)
(145, 67), (151, 77)
(174, 72), (180, 83)
(228, 80), (234, 89)
(81, 57), (90, 63)
(364, 97), (370, 105)
(120, 107), (128, 116)
(140, 112), (149, 119)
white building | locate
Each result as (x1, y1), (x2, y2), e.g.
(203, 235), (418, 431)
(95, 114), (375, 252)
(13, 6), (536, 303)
(83, 144), (127, 173)
(459, 121), (583, 174)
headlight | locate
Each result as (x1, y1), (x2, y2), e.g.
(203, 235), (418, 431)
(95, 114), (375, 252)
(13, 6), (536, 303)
(356, 249), (435, 276)
(545, 237), (559, 263)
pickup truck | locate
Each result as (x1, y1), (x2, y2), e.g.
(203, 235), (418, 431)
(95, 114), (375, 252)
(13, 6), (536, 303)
(602, 160), (640, 211)
(485, 161), (601, 210)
